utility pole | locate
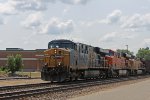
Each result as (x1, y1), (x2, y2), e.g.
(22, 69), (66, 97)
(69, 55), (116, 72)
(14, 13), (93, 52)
(126, 45), (128, 54)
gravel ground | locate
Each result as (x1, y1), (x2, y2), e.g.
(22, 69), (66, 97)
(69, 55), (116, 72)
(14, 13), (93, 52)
(70, 78), (150, 100)
(0, 79), (47, 86)
(24, 77), (150, 100)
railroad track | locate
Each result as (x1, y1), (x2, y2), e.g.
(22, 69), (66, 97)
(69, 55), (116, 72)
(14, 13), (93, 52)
(0, 82), (52, 92)
(0, 77), (40, 80)
(0, 75), (149, 100)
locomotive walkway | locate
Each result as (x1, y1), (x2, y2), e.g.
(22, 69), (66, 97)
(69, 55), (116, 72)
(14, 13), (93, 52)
(70, 76), (150, 100)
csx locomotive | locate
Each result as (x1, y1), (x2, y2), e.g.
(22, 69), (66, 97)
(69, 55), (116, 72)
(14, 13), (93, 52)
(41, 39), (146, 82)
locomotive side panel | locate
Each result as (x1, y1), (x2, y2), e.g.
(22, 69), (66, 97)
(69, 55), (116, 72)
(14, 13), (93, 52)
(76, 43), (89, 69)
(112, 56), (126, 69)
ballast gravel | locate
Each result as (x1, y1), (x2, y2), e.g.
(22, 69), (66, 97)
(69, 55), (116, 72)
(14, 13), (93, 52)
(0, 79), (47, 86)
(24, 77), (150, 100)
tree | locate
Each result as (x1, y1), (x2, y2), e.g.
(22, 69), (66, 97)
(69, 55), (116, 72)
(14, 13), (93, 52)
(145, 47), (149, 50)
(7, 55), (15, 75)
(144, 53), (150, 60)
(6, 54), (23, 75)
(15, 54), (23, 71)
(116, 49), (134, 55)
(136, 47), (150, 60)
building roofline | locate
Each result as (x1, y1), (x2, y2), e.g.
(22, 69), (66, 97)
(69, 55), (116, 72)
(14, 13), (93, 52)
(0, 50), (46, 52)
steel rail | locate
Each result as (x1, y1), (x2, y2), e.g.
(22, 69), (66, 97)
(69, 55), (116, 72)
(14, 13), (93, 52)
(0, 75), (149, 100)
(0, 82), (51, 91)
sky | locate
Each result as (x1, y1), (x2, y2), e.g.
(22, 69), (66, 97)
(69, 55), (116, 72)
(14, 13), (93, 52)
(0, 0), (150, 54)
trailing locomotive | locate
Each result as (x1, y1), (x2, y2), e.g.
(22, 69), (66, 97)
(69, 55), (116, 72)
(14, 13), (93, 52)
(41, 39), (146, 82)
(143, 60), (150, 74)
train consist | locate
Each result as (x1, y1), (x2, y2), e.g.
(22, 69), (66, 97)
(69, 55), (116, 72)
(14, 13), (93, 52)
(41, 39), (146, 82)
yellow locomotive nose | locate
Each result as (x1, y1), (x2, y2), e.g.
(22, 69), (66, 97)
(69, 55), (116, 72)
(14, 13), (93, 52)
(44, 48), (70, 68)
(42, 47), (70, 82)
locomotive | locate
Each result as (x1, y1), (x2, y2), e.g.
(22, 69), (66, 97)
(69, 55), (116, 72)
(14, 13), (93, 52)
(41, 39), (146, 82)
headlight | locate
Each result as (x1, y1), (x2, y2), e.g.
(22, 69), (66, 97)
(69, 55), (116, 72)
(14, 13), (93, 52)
(58, 62), (61, 65)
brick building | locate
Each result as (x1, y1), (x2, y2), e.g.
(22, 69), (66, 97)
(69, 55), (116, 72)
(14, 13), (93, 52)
(0, 48), (46, 71)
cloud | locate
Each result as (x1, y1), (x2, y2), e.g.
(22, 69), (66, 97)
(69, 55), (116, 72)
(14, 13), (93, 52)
(60, 0), (90, 5)
(0, 0), (90, 15)
(0, 40), (3, 44)
(99, 32), (117, 42)
(100, 10), (122, 24)
(21, 12), (74, 35)
(99, 32), (135, 43)
(79, 20), (97, 27)
(0, 17), (4, 25)
(0, 1), (17, 15)
(12, 0), (50, 11)
(100, 10), (150, 31)
(144, 38), (150, 45)
(39, 18), (74, 34)
(0, 0), (46, 15)
(140, 38), (150, 48)
(121, 14), (150, 31)
(22, 12), (43, 29)
(63, 6), (70, 14)
(0, 0), (53, 15)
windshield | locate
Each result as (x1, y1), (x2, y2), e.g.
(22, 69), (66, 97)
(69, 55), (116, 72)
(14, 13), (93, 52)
(105, 51), (114, 56)
(48, 42), (74, 49)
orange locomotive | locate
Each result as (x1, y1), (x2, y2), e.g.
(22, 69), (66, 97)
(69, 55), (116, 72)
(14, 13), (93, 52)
(105, 49), (145, 76)
(104, 50), (127, 76)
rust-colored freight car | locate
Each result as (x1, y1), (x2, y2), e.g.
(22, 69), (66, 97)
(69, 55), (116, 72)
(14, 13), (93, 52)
(145, 60), (150, 73)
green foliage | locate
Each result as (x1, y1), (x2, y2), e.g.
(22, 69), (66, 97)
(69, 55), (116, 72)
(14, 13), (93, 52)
(0, 66), (9, 73)
(6, 54), (23, 75)
(7, 55), (15, 74)
(116, 49), (134, 55)
(136, 47), (150, 60)
(0, 67), (3, 71)
(15, 54), (23, 70)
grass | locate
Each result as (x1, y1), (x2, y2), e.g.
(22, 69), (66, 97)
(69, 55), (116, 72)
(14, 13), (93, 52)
(0, 71), (6, 74)
(16, 72), (41, 78)
(0, 71), (8, 77)
(0, 71), (41, 78)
